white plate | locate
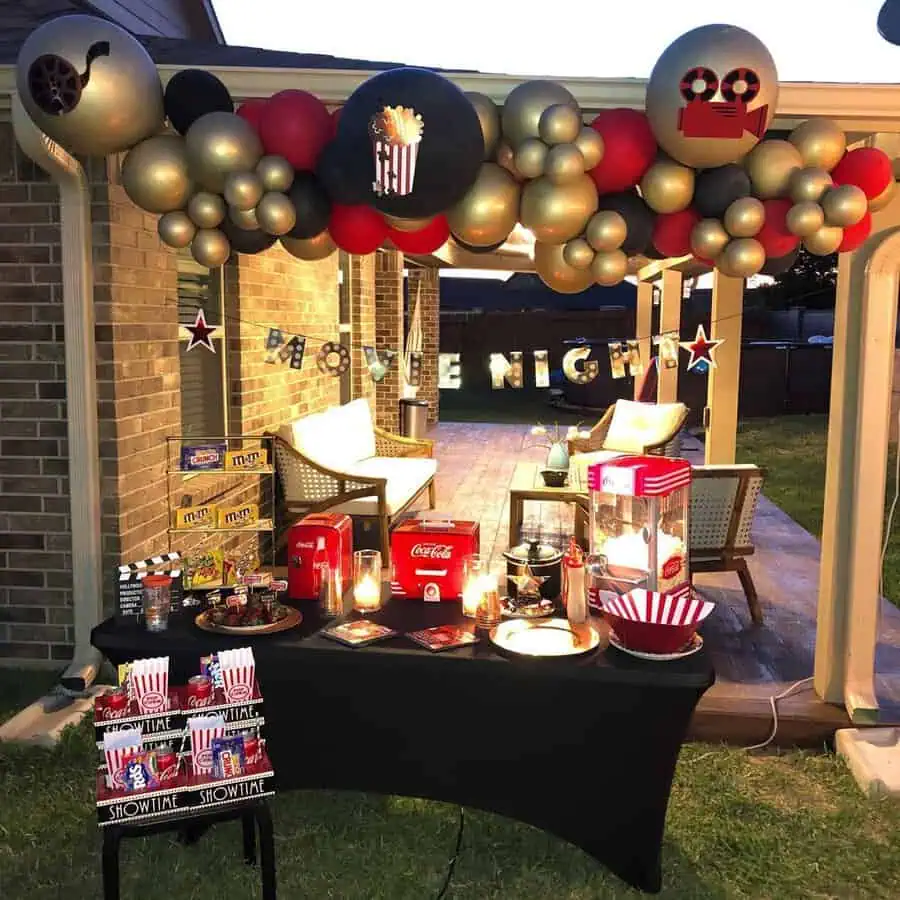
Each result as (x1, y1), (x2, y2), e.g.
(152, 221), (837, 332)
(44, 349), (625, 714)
(607, 629), (703, 661)
(490, 618), (602, 658)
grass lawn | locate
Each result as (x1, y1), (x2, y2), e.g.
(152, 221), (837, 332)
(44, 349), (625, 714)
(2, 670), (900, 899)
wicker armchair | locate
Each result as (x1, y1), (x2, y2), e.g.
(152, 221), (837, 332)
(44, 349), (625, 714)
(567, 399), (689, 458)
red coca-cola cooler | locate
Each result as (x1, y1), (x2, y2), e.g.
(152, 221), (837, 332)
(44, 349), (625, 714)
(287, 512), (353, 600)
(390, 517), (480, 600)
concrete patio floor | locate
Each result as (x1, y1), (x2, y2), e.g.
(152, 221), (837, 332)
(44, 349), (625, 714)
(426, 421), (900, 745)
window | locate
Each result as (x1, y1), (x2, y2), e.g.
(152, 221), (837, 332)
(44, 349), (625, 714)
(177, 251), (227, 439)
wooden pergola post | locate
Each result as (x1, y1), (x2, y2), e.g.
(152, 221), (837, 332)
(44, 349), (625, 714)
(658, 270), (682, 404)
(634, 281), (654, 401)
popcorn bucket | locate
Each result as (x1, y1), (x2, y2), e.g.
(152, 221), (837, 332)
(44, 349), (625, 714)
(103, 727), (143, 790)
(130, 656), (169, 714)
(373, 139), (421, 197)
(218, 647), (256, 703)
(189, 716), (226, 775)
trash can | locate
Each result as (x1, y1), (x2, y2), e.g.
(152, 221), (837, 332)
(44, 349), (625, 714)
(399, 398), (429, 440)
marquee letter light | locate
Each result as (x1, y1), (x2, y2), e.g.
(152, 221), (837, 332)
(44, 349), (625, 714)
(533, 349), (550, 388)
(654, 332), (680, 369)
(439, 353), (462, 389)
(489, 351), (523, 389)
(562, 345), (599, 384)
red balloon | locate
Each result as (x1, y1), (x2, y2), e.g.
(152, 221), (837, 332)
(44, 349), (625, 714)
(388, 216), (450, 254)
(653, 208), (701, 259)
(328, 204), (388, 255)
(756, 199), (800, 258)
(259, 90), (332, 171)
(236, 99), (267, 132)
(588, 109), (657, 194)
(831, 148), (893, 200)
(838, 211), (872, 253)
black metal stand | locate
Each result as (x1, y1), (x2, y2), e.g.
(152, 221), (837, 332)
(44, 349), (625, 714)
(100, 799), (275, 900)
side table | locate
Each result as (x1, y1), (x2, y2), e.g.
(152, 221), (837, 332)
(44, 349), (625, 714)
(508, 461), (590, 547)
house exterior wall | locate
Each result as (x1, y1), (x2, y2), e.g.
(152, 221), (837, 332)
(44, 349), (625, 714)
(406, 267), (440, 425)
(349, 253), (377, 409)
(373, 249), (404, 433)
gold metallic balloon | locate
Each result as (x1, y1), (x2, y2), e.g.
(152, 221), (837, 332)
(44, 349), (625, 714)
(718, 237), (765, 278)
(383, 214), (435, 232)
(788, 119), (846, 172)
(591, 249), (628, 286)
(562, 237), (595, 270)
(574, 126), (604, 171)
(157, 210), (196, 249)
(187, 191), (226, 229)
(785, 201), (825, 238)
(870, 179), (897, 212)
(545, 144), (586, 184)
(447, 163), (520, 247)
(690, 218), (730, 259)
(281, 231), (337, 261)
(256, 191), (296, 236)
(533, 240), (594, 294)
(496, 141), (524, 181)
(539, 104), (583, 146)
(256, 155), (295, 193)
(466, 92), (501, 160)
(229, 205), (259, 231)
(723, 196), (765, 237)
(804, 224), (844, 256)
(788, 167), (832, 204)
(745, 140), (803, 199)
(501, 80), (579, 148)
(520, 174), (598, 245)
(514, 138), (549, 180)
(121, 134), (193, 214)
(822, 184), (868, 227)
(645, 24), (778, 168)
(185, 111), (264, 193)
(585, 210), (627, 252)
(16, 14), (164, 156)
(224, 171), (264, 211)
(640, 158), (695, 213)
(191, 228), (231, 268)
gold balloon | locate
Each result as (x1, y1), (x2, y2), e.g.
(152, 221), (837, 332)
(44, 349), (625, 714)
(520, 174), (598, 244)
(256, 155), (295, 193)
(229, 205), (259, 231)
(187, 191), (225, 229)
(496, 141), (524, 181)
(724, 196), (765, 237)
(562, 237), (595, 270)
(121, 134), (193, 214)
(591, 249), (628, 286)
(645, 24), (778, 168)
(640, 158), (695, 213)
(545, 144), (586, 184)
(281, 231), (337, 261)
(447, 163), (520, 247)
(191, 229), (231, 268)
(870, 179), (897, 212)
(501, 80), (578, 148)
(224, 171), (264, 211)
(466, 92), (501, 160)
(585, 210), (627, 252)
(785, 201), (825, 238)
(539, 104), (583, 146)
(574, 126), (604, 171)
(16, 14), (164, 156)
(514, 138), (549, 180)
(822, 184), (868, 227)
(788, 119), (846, 172)
(185, 111), (264, 193)
(533, 240), (594, 294)
(256, 192), (296, 236)
(383, 214), (435, 232)
(788, 167), (832, 204)
(690, 218), (730, 259)
(718, 238), (765, 278)
(157, 211), (196, 249)
(804, 224), (843, 256)
(745, 140), (803, 200)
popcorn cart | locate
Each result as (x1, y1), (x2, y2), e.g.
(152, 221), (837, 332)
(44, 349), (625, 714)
(585, 456), (691, 609)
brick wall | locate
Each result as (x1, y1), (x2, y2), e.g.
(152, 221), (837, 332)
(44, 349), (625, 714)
(349, 253), (376, 408)
(406, 267), (440, 425)
(373, 249), (404, 432)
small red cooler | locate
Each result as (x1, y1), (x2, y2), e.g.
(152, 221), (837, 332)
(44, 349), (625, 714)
(288, 513), (353, 600)
(390, 517), (480, 600)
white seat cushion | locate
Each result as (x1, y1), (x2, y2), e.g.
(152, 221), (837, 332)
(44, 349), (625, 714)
(570, 449), (625, 489)
(604, 400), (686, 453)
(278, 399), (377, 470)
(330, 457), (437, 516)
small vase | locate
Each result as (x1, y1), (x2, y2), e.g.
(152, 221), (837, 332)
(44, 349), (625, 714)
(546, 441), (569, 472)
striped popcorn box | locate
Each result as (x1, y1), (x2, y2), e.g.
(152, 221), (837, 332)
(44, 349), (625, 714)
(218, 647), (256, 703)
(130, 656), (170, 714)
(189, 715), (226, 775)
(103, 728), (143, 790)
(603, 589), (715, 626)
(369, 105), (424, 198)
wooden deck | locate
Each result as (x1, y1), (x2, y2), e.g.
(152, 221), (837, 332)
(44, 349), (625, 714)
(427, 421), (900, 748)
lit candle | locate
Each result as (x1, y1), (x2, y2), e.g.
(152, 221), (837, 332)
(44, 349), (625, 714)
(353, 573), (381, 614)
(462, 578), (482, 617)
(475, 574), (502, 629)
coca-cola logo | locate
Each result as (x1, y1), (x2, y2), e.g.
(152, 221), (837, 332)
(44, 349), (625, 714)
(411, 543), (453, 560)
(662, 555), (684, 581)
(187, 695), (212, 709)
(225, 684), (251, 702)
(101, 706), (129, 721)
(138, 691), (165, 713)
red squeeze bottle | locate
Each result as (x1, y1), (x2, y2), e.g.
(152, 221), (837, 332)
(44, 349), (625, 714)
(562, 537), (587, 624)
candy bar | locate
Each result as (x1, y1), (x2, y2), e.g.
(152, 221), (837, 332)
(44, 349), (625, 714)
(180, 443), (226, 471)
(121, 750), (159, 792)
(103, 728), (143, 790)
(200, 653), (225, 689)
(211, 735), (245, 779)
(216, 503), (259, 529)
(174, 504), (217, 530)
(224, 448), (267, 470)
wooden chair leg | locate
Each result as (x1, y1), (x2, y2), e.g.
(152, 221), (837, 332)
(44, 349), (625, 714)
(428, 479), (436, 510)
(379, 515), (391, 569)
(735, 558), (763, 626)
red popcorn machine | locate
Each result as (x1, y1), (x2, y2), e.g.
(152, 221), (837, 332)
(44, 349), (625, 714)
(288, 513), (352, 600)
(585, 456), (691, 610)
(390, 516), (480, 600)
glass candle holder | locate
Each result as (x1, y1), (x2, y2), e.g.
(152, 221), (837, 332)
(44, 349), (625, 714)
(461, 554), (487, 617)
(353, 550), (382, 614)
(142, 574), (172, 632)
(475, 574), (502, 630)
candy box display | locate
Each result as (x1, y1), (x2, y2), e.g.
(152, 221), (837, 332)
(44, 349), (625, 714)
(288, 513), (352, 600)
(586, 456), (691, 609)
(390, 518), (480, 600)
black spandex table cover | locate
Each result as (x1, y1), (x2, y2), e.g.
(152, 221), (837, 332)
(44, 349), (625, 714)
(92, 600), (713, 894)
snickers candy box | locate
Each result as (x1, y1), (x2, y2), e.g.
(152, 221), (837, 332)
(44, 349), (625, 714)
(390, 518), (479, 600)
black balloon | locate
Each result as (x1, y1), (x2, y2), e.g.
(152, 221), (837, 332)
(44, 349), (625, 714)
(220, 217), (277, 256)
(336, 67), (484, 218)
(452, 236), (505, 254)
(643, 242), (667, 260)
(879, 0), (900, 44)
(597, 191), (655, 256)
(694, 165), (751, 219)
(164, 69), (234, 135)
(760, 247), (799, 276)
(316, 140), (369, 206)
(286, 172), (331, 239)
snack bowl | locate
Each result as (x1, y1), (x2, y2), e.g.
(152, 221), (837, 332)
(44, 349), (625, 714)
(540, 468), (568, 488)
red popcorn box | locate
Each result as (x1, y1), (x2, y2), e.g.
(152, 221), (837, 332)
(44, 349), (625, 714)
(287, 513), (352, 600)
(390, 518), (480, 600)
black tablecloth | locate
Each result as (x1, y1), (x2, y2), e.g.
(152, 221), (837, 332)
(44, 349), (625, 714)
(92, 600), (713, 894)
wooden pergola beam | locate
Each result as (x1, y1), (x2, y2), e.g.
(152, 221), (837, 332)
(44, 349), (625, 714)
(658, 271), (682, 404)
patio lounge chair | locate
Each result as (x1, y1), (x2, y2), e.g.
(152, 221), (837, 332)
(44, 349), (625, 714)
(689, 464), (767, 626)
(567, 399), (689, 459)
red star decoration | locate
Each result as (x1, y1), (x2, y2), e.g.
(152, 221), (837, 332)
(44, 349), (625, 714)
(679, 324), (722, 371)
(185, 308), (217, 353)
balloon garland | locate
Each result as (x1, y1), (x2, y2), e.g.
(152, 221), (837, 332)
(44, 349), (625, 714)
(15, 15), (896, 291)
